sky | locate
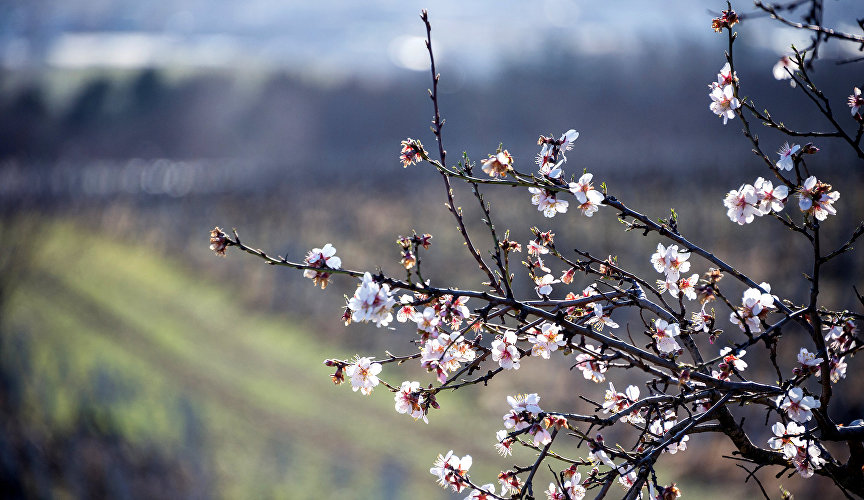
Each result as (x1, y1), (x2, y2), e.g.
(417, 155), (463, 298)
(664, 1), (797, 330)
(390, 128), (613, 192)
(3, 0), (859, 81)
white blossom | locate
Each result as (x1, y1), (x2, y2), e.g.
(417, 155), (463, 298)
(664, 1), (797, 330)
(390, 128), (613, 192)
(394, 380), (428, 423)
(574, 344), (608, 383)
(568, 173), (604, 217)
(776, 143), (800, 171)
(768, 421), (806, 458)
(772, 56), (799, 86)
(430, 450), (472, 493)
(652, 319), (681, 354)
(529, 187), (569, 218)
(777, 387), (821, 423)
(730, 283), (775, 333)
(586, 303), (619, 330)
(798, 176), (839, 221)
(529, 323), (565, 359)
(709, 83), (739, 124)
(347, 272), (396, 327)
(754, 177), (789, 214)
(723, 184), (760, 225)
(491, 331), (521, 370)
(346, 357), (382, 395)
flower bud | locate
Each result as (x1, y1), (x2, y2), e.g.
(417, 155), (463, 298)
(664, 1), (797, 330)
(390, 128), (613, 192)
(678, 369), (691, 386)
(209, 227), (229, 256)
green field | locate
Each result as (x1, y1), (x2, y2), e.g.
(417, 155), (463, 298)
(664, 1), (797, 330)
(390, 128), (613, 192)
(1, 221), (521, 499)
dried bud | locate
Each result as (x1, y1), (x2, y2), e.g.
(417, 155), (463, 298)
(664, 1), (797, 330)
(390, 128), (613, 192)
(696, 284), (717, 304)
(538, 230), (555, 246)
(561, 267), (576, 284)
(706, 268), (723, 283)
(500, 239), (522, 253)
(417, 233), (433, 249)
(659, 484), (682, 500)
(712, 9), (739, 32)
(209, 227), (229, 256)
(331, 366), (344, 385)
(802, 143), (820, 155)
(342, 307), (352, 326)
(598, 255), (615, 276)
(426, 392), (440, 410)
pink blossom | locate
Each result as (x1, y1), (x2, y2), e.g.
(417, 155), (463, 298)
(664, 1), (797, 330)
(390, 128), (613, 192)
(527, 239), (549, 256)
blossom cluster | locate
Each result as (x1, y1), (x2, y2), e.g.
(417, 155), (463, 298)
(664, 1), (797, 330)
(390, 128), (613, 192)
(730, 283), (775, 333)
(770, 388), (829, 478)
(768, 421), (826, 478)
(797, 176), (840, 221)
(723, 176), (789, 225)
(712, 347), (747, 381)
(521, 130), (605, 219)
(396, 292), (470, 334)
(347, 272), (396, 327)
(429, 450), (473, 493)
(650, 242), (698, 302)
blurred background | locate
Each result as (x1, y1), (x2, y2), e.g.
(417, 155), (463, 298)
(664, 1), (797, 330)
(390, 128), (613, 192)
(1, 0), (863, 498)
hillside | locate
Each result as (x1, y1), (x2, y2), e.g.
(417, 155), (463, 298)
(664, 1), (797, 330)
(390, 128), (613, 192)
(0, 221), (512, 499)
